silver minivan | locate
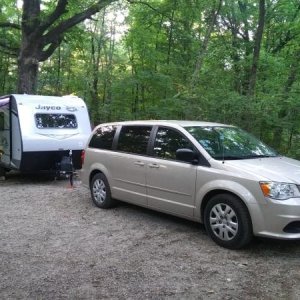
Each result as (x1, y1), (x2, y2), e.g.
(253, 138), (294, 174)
(81, 120), (300, 249)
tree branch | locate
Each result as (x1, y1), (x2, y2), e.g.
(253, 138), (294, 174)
(0, 22), (21, 30)
(39, 0), (69, 33)
(39, 38), (63, 61)
(0, 41), (19, 57)
(42, 0), (117, 46)
(126, 0), (162, 15)
(127, 0), (175, 21)
(271, 2), (300, 53)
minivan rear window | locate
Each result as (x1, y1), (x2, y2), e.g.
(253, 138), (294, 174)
(117, 126), (152, 155)
(89, 125), (117, 150)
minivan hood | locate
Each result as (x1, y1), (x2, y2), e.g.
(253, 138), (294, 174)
(222, 156), (300, 183)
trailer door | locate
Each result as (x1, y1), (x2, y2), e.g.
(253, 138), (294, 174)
(0, 97), (11, 166)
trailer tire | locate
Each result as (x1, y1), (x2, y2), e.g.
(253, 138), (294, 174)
(0, 166), (6, 179)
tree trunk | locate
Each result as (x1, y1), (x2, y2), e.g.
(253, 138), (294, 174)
(0, 55), (9, 94)
(272, 49), (300, 149)
(17, 49), (39, 94)
(247, 0), (265, 96)
(1, 0), (117, 94)
(89, 11), (106, 124)
(238, 0), (251, 57)
(190, 0), (222, 89)
(90, 33), (101, 124)
(221, 0), (253, 95)
(166, 6), (176, 66)
(56, 45), (62, 94)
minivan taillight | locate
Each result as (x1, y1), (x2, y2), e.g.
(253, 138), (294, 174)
(81, 150), (85, 166)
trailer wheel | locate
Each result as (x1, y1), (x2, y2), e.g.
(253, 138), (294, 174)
(90, 173), (116, 208)
(0, 166), (6, 179)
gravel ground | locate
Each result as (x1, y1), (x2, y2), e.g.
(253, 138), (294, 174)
(0, 172), (300, 300)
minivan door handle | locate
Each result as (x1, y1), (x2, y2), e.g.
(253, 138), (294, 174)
(148, 163), (160, 169)
(134, 161), (145, 167)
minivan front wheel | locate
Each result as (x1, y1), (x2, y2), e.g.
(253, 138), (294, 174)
(204, 194), (252, 249)
(90, 173), (115, 208)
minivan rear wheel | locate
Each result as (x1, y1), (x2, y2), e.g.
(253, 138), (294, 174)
(204, 194), (252, 249)
(90, 173), (115, 208)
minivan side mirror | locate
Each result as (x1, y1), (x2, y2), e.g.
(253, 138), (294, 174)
(176, 148), (198, 164)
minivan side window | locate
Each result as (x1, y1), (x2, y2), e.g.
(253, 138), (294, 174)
(89, 125), (116, 150)
(154, 127), (194, 160)
(117, 126), (152, 155)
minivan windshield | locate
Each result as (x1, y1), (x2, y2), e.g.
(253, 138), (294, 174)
(185, 126), (278, 160)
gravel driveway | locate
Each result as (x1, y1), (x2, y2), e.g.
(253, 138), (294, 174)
(1, 172), (300, 299)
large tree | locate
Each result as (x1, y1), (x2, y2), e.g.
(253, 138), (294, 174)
(0, 0), (117, 94)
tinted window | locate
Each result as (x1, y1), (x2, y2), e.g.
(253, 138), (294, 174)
(0, 112), (4, 130)
(154, 127), (194, 160)
(185, 126), (277, 160)
(89, 125), (116, 150)
(117, 126), (152, 155)
(0, 98), (9, 130)
(35, 113), (77, 129)
(0, 112), (9, 130)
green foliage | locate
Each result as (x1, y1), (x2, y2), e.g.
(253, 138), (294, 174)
(0, 0), (300, 157)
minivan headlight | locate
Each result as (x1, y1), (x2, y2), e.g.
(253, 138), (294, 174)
(260, 182), (300, 200)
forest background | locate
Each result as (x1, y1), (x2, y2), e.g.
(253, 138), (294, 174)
(1, 0), (300, 158)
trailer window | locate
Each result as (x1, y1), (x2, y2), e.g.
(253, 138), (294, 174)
(35, 113), (77, 129)
(0, 98), (10, 131)
(0, 114), (9, 131)
(0, 112), (4, 130)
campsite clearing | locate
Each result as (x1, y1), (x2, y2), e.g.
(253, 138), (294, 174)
(0, 172), (300, 299)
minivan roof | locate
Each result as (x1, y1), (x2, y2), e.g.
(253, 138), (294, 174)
(97, 120), (232, 128)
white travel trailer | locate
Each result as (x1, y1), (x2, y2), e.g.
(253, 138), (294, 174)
(0, 94), (91, 174)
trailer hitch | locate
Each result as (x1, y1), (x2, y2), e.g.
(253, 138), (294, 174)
(56, 150), (75, 187)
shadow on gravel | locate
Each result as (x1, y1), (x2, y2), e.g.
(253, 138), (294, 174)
(249, 237), (300, 254)
(2, 170), (55, 182)
(116, 200), (205, 230)
(1, 170), (75, 185)
(111, 201), (300, 253)
(2, 172), (300, 254)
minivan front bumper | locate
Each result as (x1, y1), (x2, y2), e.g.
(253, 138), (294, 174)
(253, 197), (300, 239)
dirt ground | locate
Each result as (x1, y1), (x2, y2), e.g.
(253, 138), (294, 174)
(0, 172), (300, 300)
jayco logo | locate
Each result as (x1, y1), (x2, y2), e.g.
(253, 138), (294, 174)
(35, 104), (61, 110)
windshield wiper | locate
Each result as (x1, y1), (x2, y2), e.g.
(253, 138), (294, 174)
(242, 154), (278, 159)
(214, 154), (278, 160)
(214, 156), (245, 160)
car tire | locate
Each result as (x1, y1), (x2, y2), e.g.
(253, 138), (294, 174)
(90, 173), (116, 209)
(204, 194), (252, 249)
